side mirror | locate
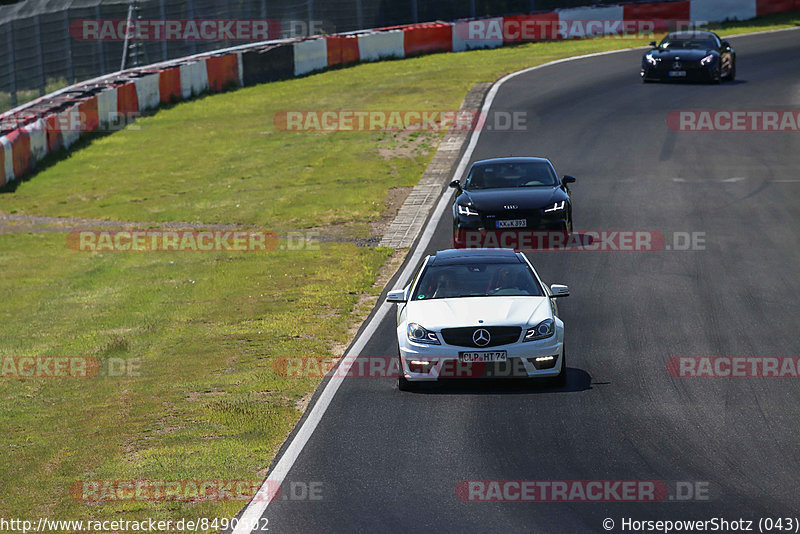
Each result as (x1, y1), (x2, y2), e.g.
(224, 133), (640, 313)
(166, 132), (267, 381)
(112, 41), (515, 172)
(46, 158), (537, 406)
(386, 289), (407, 303)
(449, 180), (462, 190)
(721, 40), (731, 50)
(562, 175), (576, 184)
(550, 284), (570, 298)
(649, 41), (658, 48)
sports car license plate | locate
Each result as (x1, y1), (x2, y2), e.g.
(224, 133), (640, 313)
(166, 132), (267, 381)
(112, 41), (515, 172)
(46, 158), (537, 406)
(497, 219), (526, 229)
(459, 351), (508, 363)
(669, 71), (687, 77)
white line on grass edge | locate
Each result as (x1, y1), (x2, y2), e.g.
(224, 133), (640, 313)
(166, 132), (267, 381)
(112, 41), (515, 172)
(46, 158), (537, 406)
(233, 27), (800, 530)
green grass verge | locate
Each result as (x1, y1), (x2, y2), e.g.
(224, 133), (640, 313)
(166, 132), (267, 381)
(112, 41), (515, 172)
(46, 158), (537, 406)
(0, 11), (797, 527)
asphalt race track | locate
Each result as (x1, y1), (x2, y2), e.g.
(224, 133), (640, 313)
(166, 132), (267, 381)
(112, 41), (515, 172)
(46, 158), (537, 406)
(253, 29), (800, 533)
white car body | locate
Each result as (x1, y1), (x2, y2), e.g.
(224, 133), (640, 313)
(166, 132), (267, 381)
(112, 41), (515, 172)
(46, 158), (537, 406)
(387, 248), (569, 389)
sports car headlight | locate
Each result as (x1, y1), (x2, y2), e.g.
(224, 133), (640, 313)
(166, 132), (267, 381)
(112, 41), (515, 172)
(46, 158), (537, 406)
(407, 323), (440, 344)
(645, 53), (658, 66)
(524, 319), (555, 342)
(543, 201), (565, 213)
(457, 204), (479, 217)
(700, 54), (715, 66)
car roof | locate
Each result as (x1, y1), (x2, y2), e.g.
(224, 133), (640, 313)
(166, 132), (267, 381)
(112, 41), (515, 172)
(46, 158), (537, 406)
(429, 248), (522, 265)
(665, 30), (716, 39)
(471, 157), (551, 166)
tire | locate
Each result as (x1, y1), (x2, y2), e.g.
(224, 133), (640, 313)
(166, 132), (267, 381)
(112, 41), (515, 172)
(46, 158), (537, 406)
(726, 62), (736, 81)
(552, 348), (566, 387)
(397, 355), (416, 391)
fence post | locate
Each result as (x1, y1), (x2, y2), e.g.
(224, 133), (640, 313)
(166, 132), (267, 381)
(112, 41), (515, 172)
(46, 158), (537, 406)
(95, 5), (106, 76)
(411, 0), (418, 24)
(159, 0), (168, 62)
(187, 0), (197, 55)
(6, 24), (17, 107)
(355, 0), (363, 30)
(63, 10), (74, 84)
(34, 16), (46, 96)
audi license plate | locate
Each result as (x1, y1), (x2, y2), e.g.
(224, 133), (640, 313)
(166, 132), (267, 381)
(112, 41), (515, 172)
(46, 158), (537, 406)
(459, 351), (508, 363)
(497, 219), (526, 229)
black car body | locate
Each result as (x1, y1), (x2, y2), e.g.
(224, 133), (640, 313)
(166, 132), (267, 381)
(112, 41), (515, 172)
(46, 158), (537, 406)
(641, 30), (736, 83)
(450, 157), (574, 249)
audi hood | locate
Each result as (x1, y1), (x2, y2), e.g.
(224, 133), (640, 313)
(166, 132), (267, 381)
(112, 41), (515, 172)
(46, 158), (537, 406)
(456, 187), (567, 212)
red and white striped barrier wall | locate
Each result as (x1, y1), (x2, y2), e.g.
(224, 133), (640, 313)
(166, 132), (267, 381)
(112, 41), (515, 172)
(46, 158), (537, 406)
(6, 128), (31, 180)
(453, 17), (504, 52)
(757, 0), (800, 15)
(180, 60), (210, 99)
(691, 0), (757, 23)
(206, 54), (240, 92)
(403, 23), (453, 55)
(97, 88), (118, 129)
(358, 30), (405, 61)
(294, 38), (328, 76)
(558, 4), (626, 38)
(3, 0), (798, 189)
(326, 35), (360, 67)
(159, 66), (182, 103)
(1, 135), (12, 186)
(134, 73), (162, 111)
(23, 118), (47, 168)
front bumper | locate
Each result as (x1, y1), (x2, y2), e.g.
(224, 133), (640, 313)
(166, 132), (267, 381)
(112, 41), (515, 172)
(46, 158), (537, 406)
(641, 64), (716, 81)
(398, 328), (564, 381)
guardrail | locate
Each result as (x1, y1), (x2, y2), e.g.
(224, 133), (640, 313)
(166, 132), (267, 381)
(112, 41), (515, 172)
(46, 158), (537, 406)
(1, 0), (796, 189)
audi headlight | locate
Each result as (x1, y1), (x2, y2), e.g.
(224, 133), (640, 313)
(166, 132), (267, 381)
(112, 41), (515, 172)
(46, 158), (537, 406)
(407, 323), (440, 344)
(645, 53), (658, 66)
(543, 201), (566, 213)
(700, 54), (715, 66)
(457, 204), (479, 217)
(524, 319), (555, 342)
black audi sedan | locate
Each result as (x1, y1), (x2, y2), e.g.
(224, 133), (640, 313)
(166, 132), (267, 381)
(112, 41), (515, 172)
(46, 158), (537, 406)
(641, 30), (736, 83)
(450, 157), (574, 249)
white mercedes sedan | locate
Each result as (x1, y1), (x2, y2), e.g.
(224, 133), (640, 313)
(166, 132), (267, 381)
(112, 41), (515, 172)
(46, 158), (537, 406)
(387, 248), (569, 391)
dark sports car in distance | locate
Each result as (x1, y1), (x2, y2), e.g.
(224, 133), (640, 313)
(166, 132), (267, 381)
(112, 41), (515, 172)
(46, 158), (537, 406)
(641, 30), (736, 83)
(450, 157), (574, 248)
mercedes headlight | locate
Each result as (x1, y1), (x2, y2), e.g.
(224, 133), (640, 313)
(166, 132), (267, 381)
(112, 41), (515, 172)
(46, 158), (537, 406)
(524, 319), (555, 342)
(407, 323), (440, 344)
(645, 53), (658, 66)
(700, 54), (715, 66)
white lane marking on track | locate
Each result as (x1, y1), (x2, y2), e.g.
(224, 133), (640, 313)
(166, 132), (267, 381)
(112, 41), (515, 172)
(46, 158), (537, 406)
(232, 28), (800, 533)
